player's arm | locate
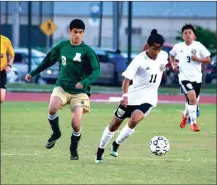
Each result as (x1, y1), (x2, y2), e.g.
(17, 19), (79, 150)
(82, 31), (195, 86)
(28, 44), (60, 77)
(169, 45), (179, 71)
(25, 44), (60, 82)
(80, 50), (101, 87)
(191, 44), (211, 64)
(120, 56), (140, 106)
(6, 39), (15, 67)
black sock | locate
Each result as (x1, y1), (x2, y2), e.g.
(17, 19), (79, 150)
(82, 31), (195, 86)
(70, 134), (81, 151)
(48, 116), (61, 136)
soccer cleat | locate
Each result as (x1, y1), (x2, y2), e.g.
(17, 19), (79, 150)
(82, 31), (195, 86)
(45, 132), (61, 149)
(70, 148), (79, 160)
(95, 147), (104, 163)
(191, 123), (200, 132)
(180, 113), (188, 129)
(110, 141), (119, 157)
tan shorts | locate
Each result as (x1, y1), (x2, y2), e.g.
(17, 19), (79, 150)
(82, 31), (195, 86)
(51, 87), (90, 113)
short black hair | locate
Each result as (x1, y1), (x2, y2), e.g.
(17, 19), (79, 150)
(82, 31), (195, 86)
(69, 19), (85, 30)
(147, 29), (165, 47)
(182, 24), (196, 35)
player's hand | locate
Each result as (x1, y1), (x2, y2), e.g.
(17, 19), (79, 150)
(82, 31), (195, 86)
(120, 96), (128, 107)
(172, 62), (179, 72)
(75, 82), (83, 89)
(5, 66), (11, 72)
(25, 74), (32, 82)
(191, 55), (200, 62)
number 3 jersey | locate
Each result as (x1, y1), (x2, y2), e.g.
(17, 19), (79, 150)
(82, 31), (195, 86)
(122, 50), (168, 107)
(170, 41), (210, 83)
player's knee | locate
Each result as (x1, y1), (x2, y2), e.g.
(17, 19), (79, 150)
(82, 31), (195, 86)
(48, 107), (58, 115)
(129, 111), (144, 128)
(187, 91), (197, 105)
(109, 123), (119, 132)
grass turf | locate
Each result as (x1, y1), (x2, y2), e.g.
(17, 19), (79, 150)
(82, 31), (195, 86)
(1, 102), (216, 184)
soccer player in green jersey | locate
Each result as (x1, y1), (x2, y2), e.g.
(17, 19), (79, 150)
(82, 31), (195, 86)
(25, 19), (101, 160)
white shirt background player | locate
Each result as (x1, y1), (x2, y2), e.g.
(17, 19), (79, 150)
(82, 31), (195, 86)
(169, 24), (211, 132)
(170, 40), (210, 83)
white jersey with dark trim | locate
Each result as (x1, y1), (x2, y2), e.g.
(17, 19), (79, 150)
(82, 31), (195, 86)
(170, 41), (210, 83)
(122, 50), (168, 106)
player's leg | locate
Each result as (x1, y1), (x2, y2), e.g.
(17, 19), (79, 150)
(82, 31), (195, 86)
(46, 87), (67, 149)
(180, 81), (199, 131)
(95, 105), (126, 163)
(111, 104), (153, 157)
(180, 83), (189, 128)
(187, 85), (201, 123)
(69, 94), (90, 160)
(0, 70), (7, 104)
(0, 88), (6, 103)
(95, 116), (124, 163)
(196, 95), (200, 117)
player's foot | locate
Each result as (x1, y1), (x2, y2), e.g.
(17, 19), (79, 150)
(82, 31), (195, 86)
(45, 132), (61, 149)
(95, 147), (104, 163)
(70, 147), (79, 160)
(191, 123), (200, 132)
(110, 141), (119, 157)
(180, 113), (188, 129)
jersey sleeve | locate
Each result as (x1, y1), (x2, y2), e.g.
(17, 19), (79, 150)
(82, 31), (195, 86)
(80, 48), (101, 87)
(6, 39), (15, 57)
(122, 55), (140, 80)
(169, 44), (178, 57)
(30, 43), (60, 77)
(199, 43), (211, 58)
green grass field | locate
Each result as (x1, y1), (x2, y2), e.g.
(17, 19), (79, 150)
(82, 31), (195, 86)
(1, 102), (216, 184)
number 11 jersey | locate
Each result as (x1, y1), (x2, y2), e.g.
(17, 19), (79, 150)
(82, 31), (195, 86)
(122, 50), (168, 107)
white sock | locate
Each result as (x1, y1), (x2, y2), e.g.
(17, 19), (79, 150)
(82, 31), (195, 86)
(48, 113), (58, 120)
(183, 102), (189, 117)
(188, 104), (197, 125)
(116, 123), (135, 144)
(99, 126), (115, 149)
(73, 130), (81, 137)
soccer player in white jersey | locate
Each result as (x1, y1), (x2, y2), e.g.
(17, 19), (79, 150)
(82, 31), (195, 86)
(95, 29), (168, 163)
(169, 24), (211, 132)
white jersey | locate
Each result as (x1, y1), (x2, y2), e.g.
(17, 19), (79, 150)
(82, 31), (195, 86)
(170, 41), (210, 83)
(122, 50), (168, 107)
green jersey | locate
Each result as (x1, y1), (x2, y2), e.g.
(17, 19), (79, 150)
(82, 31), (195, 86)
(30, 41), (101, 95)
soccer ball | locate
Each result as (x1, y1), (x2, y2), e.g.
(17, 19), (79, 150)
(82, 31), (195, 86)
(149, 136), (170, 156)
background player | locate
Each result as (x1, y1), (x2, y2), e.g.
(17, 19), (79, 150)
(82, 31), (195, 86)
(0, 34), (15, 103)
(169, 24), (211, 132)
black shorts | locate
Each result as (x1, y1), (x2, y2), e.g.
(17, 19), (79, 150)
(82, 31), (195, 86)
(180, 80), (201, 98)
(114, 103), (153, 120)
(0, 70), (7, 89)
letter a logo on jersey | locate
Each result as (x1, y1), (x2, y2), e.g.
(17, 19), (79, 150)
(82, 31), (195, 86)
(61, 56), (67, 66)
(73, 53), (82, 62)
